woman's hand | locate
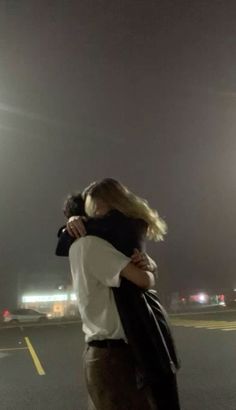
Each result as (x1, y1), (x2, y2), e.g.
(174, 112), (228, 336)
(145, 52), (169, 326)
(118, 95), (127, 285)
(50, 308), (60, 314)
(131, 248), (157, 275)
(66, 216), (87, 238)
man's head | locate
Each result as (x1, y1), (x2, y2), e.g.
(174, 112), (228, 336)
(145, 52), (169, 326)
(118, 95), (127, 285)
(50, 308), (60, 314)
(63, 192), (86, 219)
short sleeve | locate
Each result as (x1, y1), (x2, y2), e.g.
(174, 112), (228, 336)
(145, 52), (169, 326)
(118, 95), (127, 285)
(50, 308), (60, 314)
(83, 236), (131, 287)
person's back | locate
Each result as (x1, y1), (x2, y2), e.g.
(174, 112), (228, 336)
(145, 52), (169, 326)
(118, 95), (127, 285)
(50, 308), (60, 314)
(56, 209), (146, 257)
(69, 235), (129, 343)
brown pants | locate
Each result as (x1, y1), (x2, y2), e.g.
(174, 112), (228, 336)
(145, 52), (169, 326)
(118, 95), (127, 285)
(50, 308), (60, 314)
(83, 344), (156, 410)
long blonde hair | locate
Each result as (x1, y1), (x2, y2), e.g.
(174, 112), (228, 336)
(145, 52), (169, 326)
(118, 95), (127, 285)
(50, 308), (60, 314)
(84, 178), (167, 241)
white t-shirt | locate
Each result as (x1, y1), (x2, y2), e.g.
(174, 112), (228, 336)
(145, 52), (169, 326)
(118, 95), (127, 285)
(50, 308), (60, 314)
(69, 235), (131, 342)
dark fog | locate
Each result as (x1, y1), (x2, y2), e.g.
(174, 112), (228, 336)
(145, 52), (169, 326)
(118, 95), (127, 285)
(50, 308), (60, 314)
(0, 0), (235, 308)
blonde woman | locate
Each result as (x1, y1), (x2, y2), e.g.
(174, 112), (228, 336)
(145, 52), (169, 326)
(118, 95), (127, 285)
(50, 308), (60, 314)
(67, 179), (180, 410)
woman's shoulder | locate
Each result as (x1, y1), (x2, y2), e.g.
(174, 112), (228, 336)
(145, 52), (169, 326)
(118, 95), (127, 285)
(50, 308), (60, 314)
(109, 210), (147, 234)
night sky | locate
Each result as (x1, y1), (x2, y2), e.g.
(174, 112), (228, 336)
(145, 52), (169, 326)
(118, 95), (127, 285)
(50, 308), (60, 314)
(0, 0), (235, 309)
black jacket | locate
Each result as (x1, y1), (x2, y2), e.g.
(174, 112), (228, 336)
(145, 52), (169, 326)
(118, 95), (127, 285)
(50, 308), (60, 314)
(56, 210), (180, 385)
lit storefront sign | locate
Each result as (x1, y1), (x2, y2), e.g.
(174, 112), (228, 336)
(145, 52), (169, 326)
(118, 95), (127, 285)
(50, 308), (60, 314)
(22, 293), (77, 303)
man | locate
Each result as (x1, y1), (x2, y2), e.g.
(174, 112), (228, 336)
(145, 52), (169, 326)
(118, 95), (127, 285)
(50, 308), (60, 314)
(67, 215), (156, 410)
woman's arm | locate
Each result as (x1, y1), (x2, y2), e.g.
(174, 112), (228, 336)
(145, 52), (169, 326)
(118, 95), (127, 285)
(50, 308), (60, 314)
(66, 216), (87, 237)
(55, 217), (87, 256)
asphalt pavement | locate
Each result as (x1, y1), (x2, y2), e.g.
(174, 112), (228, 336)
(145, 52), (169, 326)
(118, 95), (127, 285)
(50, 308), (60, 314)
(0, 311), (236, 410)
(0, 322), (87, 410)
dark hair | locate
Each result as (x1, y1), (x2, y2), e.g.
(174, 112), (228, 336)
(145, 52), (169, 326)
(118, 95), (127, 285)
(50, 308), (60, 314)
(63, 192), (86, 219)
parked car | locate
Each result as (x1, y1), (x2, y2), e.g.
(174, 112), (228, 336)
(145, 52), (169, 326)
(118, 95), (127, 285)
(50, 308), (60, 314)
(2, 308), (48, 324)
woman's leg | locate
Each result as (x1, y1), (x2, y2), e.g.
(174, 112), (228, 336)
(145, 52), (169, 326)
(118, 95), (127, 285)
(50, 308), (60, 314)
(150, 374), (181, 410)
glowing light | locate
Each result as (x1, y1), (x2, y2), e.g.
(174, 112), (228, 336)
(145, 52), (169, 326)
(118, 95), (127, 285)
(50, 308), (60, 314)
(70, 293), (77, 301)
(22, 294), (68, 303)
(198, 293), (207, 303)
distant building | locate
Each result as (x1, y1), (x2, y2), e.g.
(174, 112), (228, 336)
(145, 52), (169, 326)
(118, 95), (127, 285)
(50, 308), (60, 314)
(169, 288), (227, 312)
(17, 271), (79, 318)
(20, 288), (79, 318)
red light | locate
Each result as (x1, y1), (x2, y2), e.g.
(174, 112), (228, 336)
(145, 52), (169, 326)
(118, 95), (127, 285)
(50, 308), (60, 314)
(2, 309), (10, 317)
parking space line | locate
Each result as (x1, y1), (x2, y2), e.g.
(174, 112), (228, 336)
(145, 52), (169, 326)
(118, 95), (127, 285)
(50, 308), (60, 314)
(172, 320), (236, 332)
(0, 347), (28, 351)
(24, 337), (46, 376)
(0, 320), (81, 331)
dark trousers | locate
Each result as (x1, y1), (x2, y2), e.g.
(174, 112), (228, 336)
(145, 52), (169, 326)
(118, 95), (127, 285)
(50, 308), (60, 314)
(84, 344), (181, 410)
(83, 344), (156, 410)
